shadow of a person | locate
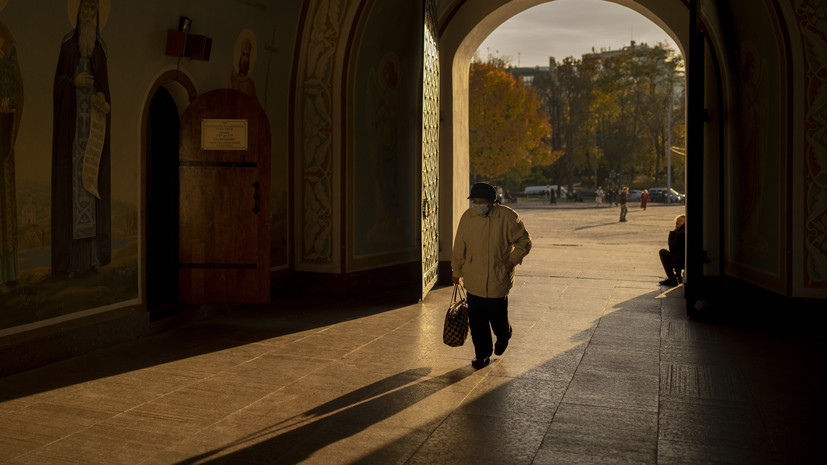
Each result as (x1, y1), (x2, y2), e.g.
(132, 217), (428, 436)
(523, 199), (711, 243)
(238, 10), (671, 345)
(175, 365), (474, 464)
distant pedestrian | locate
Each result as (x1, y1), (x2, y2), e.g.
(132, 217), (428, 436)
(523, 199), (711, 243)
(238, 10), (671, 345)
(596, 187), (604, 207)
(618, 187), (629, 222)
(640, 190), (650, 211)
(550, 186), (557, 205)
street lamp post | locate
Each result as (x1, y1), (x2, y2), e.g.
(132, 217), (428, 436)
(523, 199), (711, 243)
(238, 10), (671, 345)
(593, 126), (598, 189)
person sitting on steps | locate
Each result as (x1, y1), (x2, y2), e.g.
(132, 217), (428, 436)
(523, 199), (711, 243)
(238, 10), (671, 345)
(659, 214), (686, 286)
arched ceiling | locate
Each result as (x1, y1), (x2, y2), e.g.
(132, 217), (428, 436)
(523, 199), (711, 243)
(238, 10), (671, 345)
(437, 0), (689, 65)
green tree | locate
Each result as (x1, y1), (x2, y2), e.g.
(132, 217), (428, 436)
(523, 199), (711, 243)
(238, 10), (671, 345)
(532, 59), (567, 185)
(582, 42), (685, 188)
(594, 52), (646, 187)
(469, 60), (554, 184)
(603, 43), (685, 186)
(554, 55), (600, 193)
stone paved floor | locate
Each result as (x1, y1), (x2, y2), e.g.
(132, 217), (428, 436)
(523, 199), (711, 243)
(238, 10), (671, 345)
(0, 204), (824, 464)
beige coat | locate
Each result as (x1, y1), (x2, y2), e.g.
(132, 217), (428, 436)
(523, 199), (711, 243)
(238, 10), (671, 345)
(451, 204), (532, 298)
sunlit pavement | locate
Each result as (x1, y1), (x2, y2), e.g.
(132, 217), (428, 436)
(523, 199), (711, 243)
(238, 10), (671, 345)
(0, 205), (823, 464)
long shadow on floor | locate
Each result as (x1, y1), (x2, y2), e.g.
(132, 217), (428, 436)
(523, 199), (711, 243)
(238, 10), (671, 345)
(0, 289), (421, 402)
(271, 290), (822, 464)
(173, 365), (474, 464)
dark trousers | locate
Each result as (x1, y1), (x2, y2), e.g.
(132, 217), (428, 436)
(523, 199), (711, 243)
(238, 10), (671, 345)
(467, 293), (511, 360)
(659, 249), (683, 281)
(619, 204), (628, 221)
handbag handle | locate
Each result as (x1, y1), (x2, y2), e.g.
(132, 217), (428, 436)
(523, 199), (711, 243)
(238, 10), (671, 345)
(451, 283), (466, 303)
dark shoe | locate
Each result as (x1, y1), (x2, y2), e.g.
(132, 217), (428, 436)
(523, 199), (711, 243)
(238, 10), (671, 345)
(494, 328), (512, 356)
(494, 339), (509, 356)
(659, 278), (678, 286)
(471, 357), (490, 369)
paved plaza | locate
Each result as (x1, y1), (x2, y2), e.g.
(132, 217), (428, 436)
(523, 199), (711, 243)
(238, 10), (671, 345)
(0, 204), (823, 464)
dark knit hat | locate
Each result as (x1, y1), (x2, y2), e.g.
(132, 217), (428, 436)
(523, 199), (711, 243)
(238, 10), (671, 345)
(468, 182), (497, 203)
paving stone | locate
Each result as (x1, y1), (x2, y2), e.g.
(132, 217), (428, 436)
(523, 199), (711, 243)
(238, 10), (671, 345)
(406, 413), (549, 465)
(563, 368), (659, 412)
(659, 362), (752, 405)
(579, 343), (659, 376)
(658, 401), (774, 451)
(277, 422), (432, 465)
(457, 374), (566, 422)
(538, 403), (657, 463)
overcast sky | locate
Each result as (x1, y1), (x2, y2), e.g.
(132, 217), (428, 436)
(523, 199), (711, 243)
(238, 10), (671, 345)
(476, 0), (680, 68)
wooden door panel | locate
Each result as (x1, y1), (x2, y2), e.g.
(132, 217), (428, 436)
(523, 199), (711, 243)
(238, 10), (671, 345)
(178, 268), (264, 305)
(178, 89), (270, 304)
(178, 166), (259, 264)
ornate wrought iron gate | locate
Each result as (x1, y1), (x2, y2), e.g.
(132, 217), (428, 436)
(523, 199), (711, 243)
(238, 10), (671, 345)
(421, 0), (440, 299)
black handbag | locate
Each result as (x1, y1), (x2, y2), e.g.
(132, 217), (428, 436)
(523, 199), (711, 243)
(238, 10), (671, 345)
(443, 283), (469, 347)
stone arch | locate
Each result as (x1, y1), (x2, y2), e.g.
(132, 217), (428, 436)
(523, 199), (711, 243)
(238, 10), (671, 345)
(435, 0), (691, 267)
(139, 70), (197, 308)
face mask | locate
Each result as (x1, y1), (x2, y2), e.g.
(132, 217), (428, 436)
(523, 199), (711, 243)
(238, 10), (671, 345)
(472, 204), (490, 216)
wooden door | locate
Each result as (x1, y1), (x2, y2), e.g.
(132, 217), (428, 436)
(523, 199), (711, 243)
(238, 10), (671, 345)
(686, 0), (703, 314)
(178, 89), (270, 304)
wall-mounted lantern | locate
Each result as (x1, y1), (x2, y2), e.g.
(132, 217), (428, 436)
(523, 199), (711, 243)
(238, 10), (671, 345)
(165, 16), (211, 61)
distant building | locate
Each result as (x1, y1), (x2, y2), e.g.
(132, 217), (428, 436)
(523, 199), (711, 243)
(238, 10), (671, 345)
(582, 40), (651, 60)
(507, 41), (683, 96)
(506, 58), (557, 88)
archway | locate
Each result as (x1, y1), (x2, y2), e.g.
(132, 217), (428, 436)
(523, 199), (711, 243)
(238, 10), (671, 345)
(145, 87), (179, 311)
(140, 72), (197, 315)
(437, 0), (695, 286)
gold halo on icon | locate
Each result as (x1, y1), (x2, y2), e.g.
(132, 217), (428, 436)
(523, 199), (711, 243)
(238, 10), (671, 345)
(69, 0), (110, 30)
(233, 29), (257, 75)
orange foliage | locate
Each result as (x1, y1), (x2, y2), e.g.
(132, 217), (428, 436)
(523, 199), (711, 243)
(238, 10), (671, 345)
(469, 62), (553, 181)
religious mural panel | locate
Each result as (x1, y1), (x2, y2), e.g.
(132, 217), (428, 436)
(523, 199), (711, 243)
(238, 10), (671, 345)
(353, 1), (419, 259)
(795, 0), (827, 290)
(0, 0), (139, 331)
(0, 0), (294, 331)
(720, 0), (784, 283)
(0, 7), (21, 289)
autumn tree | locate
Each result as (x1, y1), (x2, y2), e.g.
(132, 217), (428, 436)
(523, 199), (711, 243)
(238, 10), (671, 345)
(469, 60), (554, 184)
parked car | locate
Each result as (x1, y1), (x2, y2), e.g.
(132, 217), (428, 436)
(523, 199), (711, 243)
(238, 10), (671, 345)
(648, 187), (685, 204)
(523, 185), (567, 199)
(575, 189), (597, 202)
(628, 190), (643, 202)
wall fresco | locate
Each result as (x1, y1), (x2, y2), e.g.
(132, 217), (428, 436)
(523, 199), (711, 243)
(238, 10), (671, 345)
(0, 0), (296, 330)
(795, 0), (827, 288)
(719, 0), (784, 280)
(353, 2), (419, 258)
